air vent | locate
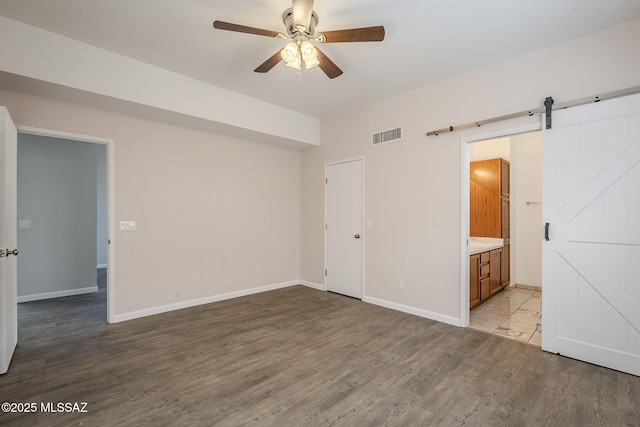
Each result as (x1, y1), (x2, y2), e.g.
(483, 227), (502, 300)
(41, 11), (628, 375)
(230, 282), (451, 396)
(371, 126), (403, 146)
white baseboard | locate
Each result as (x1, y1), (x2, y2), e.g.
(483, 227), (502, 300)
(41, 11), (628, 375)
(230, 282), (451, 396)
(111, 279), (459, 327)
(113, 280), (303, 323)
(18, 286), (99, 303)
(363, 296), (462, 327)
(299, 280), (325, 291)
(514, 283), (542, 291)
(97, 264), (108, 269)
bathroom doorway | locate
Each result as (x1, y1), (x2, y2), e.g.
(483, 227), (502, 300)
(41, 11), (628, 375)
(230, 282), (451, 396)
(462, 128), (543, 345)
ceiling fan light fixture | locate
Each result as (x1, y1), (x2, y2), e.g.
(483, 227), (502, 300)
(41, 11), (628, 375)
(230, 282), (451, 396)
(286, 56), (302, 70)
(282, 45), (302, 70)
(300, 40), (319, 69)
(300, 41), (315, 58)
(281, 42), (299, 63)
(304, 56), (319, 69)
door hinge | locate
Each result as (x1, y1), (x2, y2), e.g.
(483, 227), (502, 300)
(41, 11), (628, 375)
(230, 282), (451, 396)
(325, 269), (327, 276)
(325, 224), (328, 230)
(325, 178), (328, 184)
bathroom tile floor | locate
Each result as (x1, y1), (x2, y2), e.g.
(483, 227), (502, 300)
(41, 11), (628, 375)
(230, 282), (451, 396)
(469, 286), (542, 347)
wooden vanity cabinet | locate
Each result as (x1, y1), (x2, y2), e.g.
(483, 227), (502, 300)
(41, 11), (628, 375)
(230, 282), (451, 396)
(470, 157), (510, 288)
(489, 248), (502, 295)
(500, 161), (510, 288)
(470, 254), (480, 309)
(470, 247), (503, 309)
(501, 242), (510, 288)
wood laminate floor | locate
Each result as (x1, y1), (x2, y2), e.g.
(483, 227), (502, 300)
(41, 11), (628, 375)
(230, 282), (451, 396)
(1, 271), (639, 426)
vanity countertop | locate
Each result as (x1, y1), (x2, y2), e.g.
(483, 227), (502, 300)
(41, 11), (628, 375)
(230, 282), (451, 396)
(469, 237), (504, 255)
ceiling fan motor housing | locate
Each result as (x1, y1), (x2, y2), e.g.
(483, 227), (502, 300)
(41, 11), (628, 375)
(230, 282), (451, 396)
(282, 7), (318, 36)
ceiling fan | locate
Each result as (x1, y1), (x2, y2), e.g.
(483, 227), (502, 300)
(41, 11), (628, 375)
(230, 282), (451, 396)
(212, 0), (385, 79)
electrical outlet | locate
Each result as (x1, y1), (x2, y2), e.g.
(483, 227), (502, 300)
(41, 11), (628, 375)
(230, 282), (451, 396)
(191, 275), (198, 285)
(396, 278), (403, 289)
(119, 220), (136, 231)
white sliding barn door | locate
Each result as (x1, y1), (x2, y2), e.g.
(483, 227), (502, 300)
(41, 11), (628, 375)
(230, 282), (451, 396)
(542, 93), (640, 376)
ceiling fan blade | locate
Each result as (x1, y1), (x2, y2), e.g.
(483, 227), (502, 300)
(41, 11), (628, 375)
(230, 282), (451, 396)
(315, 47), (343, 79)
(320, 26), (385, 43)
(213, 21), (280, 38)
(292, 0), (314, 31)
(254, 51), (282, 73)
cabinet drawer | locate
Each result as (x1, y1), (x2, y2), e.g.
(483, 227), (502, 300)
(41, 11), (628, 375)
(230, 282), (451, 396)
(480, 251), (490, 264)
(480, 263), (490, 278)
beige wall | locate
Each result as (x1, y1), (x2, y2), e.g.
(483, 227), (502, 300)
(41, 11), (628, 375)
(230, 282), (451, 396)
(470, 137), (510, 162)
(1, 89), (301, 318)
(511, 132), (543, 288)
(301, 19), (640, 323)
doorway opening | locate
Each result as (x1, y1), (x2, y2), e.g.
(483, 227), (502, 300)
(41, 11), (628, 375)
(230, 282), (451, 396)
(460, 124), (542, 345)
(16, 127), (114, 324)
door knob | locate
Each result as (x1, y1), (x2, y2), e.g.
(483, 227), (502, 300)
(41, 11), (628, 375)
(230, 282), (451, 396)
(0, 248), (19, 257)
(354, 234), (360, 239)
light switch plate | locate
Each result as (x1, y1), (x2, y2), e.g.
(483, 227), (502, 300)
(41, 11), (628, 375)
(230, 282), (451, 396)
(119, 220), (136, 231)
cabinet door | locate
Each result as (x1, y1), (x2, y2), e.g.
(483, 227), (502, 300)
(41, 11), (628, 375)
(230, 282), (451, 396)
(470, 254), (480, 309)
(480, 277), (491, 301)
(501, 198), (510, 238)
(501, 241), (510, 287)
(470, 165), (479, 236)
(489, 249), (502, 295)
(501, 159), (510, 196)
(470, 159), (501, 237)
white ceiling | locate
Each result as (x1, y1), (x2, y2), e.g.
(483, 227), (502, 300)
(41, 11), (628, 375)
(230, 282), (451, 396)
(1, 0), (640, 118)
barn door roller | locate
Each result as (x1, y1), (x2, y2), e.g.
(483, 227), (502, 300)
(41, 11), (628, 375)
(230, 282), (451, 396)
(544, 97), (554, 130)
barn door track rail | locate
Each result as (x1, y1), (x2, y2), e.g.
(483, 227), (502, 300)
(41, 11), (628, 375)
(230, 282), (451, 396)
(425, 85), (640, 136)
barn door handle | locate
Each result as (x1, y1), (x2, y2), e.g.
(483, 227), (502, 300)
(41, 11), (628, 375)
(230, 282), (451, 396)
(544, 223), (550, 241)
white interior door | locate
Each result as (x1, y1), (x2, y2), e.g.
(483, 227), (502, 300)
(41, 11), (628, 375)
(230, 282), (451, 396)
(542, 93), (640, 376)
(325, 159), (363, 299)
(0, 106), (18, 375)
